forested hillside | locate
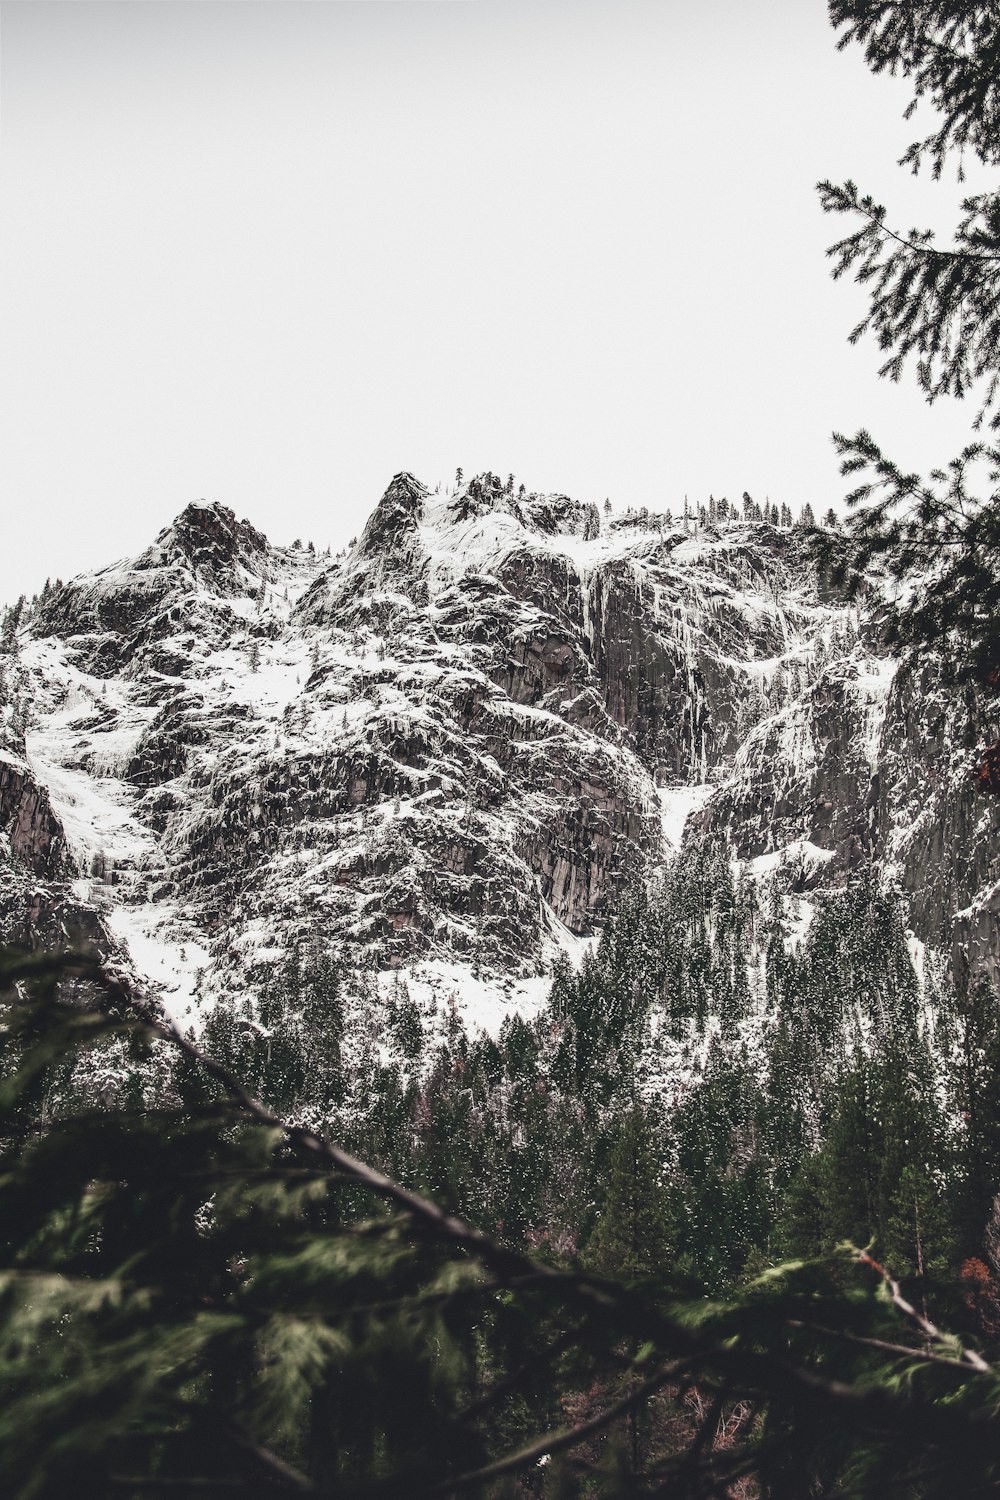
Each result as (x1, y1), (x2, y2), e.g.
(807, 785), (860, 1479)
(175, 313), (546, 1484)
(7, 848), (1000, 1497)
(47, 839), (998, 1308)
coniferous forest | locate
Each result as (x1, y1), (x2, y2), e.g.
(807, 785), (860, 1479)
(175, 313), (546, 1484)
(7, 850), (1000, 1497)
(8, 1), (1000, 1495)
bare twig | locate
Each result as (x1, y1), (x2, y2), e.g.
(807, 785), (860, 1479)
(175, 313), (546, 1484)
(857, 1251), (991, 1372)
(787, 1319), (976, 1374)
(221, 1421), (315, 1491)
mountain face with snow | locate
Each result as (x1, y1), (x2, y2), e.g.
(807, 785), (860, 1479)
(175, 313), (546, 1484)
(2, 472), (998, 1027)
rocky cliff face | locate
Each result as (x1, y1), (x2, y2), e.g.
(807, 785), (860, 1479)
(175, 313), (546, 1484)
(2, 472), (997, 1025)
(0, 754), (64, 876)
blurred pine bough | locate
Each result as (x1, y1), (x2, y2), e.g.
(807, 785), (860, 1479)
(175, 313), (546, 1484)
(2, 946), (1000, 1500)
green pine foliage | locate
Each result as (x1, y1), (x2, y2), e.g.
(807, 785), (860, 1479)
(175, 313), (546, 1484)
(584, 1105), (672, 1280)
(166, 841), (1000, 1314)
(815, 3), (1000, 679)
(822, 2), (1000, 420)
(8, 933), (1000, 1496)
(13, 823), (975, 1368)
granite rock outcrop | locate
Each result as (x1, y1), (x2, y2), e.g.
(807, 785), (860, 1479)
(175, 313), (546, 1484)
(3, 473), (997, 1024)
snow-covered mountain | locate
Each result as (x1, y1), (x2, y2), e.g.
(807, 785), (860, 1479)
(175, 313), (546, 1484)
(2, 471), (998, 1029)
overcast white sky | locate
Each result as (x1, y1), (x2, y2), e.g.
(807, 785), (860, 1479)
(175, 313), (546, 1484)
(0, 1), (990, 606)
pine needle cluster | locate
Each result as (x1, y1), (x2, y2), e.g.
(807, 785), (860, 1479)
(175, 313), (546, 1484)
(815, 3), (1000, 686)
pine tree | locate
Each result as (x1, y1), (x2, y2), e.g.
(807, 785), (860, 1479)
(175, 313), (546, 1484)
(817, 1062), (881, 1248)
(816, 3), (1000, 679)
(945, 968), (1000, 1250)
(586, 1106), (671, 1280)
(1, 596), (25, 651)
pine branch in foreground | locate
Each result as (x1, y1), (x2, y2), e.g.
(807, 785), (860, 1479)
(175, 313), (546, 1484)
(817, 5), (1000, 698)
(3, 947), (1000, 1497)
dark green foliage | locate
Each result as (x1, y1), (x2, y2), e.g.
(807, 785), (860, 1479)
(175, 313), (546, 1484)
(10, 12), (1000, 1481)
(939, 966), (1000, 1246)
(829, 2), (1000, 177)
(0, 955), (582, 1497)
(533, 847), (1000, 1324)
(169, 838), (1000, 1319)
(823, 4), (1000, 422)
(11, 950), (1000, 1496)
(815, 433), (1000, 680)
(564, 844), (747, 1051)
(668, 1040), (774, 1293)
(816, 3), (1000, 677)
(584, 1106), (672, 1280)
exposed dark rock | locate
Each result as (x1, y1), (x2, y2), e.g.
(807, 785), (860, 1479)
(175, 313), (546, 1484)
(12, 473), (1000, 1013)
(0, 755), (65, 876)
(144, 501), (269, 577)
(870, 657), (1000, 976)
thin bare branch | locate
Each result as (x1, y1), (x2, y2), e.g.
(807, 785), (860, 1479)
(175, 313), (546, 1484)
(857, 1251), (991, 1372)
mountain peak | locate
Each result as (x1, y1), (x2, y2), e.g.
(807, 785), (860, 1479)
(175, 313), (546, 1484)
(143, 500), (269, 576)
(32, 498), (285, 674)
(354, 473), (429, 561)
(13, 468), (1000, 1040)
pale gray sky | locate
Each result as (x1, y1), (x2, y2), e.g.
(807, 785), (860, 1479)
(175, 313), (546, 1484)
(0, 1), (989, 606)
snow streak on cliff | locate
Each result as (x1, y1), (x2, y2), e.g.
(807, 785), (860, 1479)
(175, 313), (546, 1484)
(2, 473), (998, 1028)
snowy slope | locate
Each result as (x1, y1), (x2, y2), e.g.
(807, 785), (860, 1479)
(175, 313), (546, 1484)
(3, 472), (997, 1027)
